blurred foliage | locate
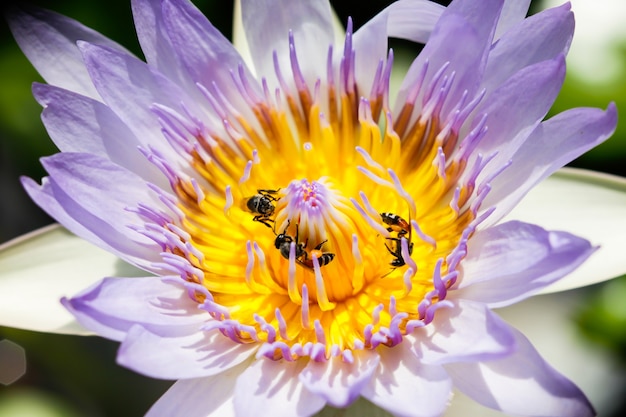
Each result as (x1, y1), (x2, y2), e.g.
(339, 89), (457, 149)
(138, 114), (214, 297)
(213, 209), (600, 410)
(0, 0), (625, 416)
(575, 275), (626, 363)
(0, 327), (172, 417)
(550, 58), (626, 176)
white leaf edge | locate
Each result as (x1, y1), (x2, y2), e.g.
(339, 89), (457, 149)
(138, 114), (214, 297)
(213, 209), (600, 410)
(0, 223), (145, 334)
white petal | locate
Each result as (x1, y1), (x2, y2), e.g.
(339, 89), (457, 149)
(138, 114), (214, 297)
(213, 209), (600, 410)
(234, 358), (326, 417)
(240, 0), (334, 93)
(445, 326), (594, 417)
(146, 367), (245, 417)
(233, 0), (347, 74)
(504, 168), (626, 293)
(362, 342), (451, 417)
(299, 350), (380, 408)
(445, 290), (626, 416)
(118, 325), (257, 379)
(0, 224), (143, 334)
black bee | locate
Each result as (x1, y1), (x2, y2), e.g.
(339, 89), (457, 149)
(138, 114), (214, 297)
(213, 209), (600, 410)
(274, 222), (306, 260)
(380, 212), (410, 238)
(274, 223), (335, 269)
(246, 189), (279, 228)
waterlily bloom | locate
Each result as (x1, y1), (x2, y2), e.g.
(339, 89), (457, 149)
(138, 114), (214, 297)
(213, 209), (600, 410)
(2, 0), (624, 415)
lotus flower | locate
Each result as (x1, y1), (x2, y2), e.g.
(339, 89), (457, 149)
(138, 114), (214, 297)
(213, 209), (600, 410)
(2, 0), (625, 416)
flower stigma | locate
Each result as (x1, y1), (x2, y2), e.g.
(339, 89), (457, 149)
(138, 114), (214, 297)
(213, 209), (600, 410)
(138, 21), (495, 362)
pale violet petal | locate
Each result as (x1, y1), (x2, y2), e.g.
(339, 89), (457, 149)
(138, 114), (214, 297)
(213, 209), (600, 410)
(493, 290), (626, 416)
(22, 176), (124, 262)
(234, 0), (345, 77)
(361, 341), (451, 417)
(145, 367), (247, 417)
(413, 299), (515, 364)
(118, 325), (257, 379)
(63, 276), (205, 341)
(504, 168), (626, 293)
(234, 358), (326, 417)
(78, 40), (207, 161)
(241, 0), (334, 92)
(457, 221), (595, 307)
(161, 0), (260, 111)
(32, 83), (167, 189)
(482, 103), (617, 225)
(352, 0), (444, 98)
(39, 153), (165, 267)
(395, 0), (502, 116)
(131, 0), (199, 96)
(493, 0), (532, 39)
(445, 326), (594, 417)
(6, 5), (131, 99)
(314, 397), (393, 417)
(0, 224), (143, 334)
(299, 350), (380, 408)
(470, 56), (566, 185)
(484, 3), (574, 96)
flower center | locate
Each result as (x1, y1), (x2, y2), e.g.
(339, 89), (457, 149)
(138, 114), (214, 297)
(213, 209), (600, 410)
(139, 25), (493, 361)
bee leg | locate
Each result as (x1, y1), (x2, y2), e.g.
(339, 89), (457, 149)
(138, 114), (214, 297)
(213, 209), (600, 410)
(385, 238), (398, 255)
(253, 215), (274, 229)
(314, 240), (328, 251)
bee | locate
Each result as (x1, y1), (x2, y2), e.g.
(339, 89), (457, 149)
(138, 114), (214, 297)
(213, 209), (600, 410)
(385, 237), (414, 267)
(274, 221), (306, 260)
(274, 222), (335, 269)
(380, 212), (410, 238)
(380, 212), (413, 273)
(298, 240), (335, 269)
(246, 189), (279, 228)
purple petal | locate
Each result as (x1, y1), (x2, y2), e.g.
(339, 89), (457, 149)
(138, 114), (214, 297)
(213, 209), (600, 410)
(234, 358), (326, 417)
(361, 341), (451, 417)
(37, 153), (164, 266)
(241, 0), (334, 91)
(78, 40), (208, 161)
(446, 327), (595, 417)
(299, 350), (379, 408)
(483, 103), (617, 224)
(161, 0), (260, 108)
(457, 221), (595, 308)
(484, 2), (574, 95)
(493, 0), (532, 39)
(32, 83), (167, 189)
(412, 299), (515, 364)
(146, 372), (242, 417)
(63, 276), (205, 341)
(131, 0), (197, 95)
(469, 55), (566, 191)
(22, 176), (125, 262)
(117, 325), (256, 379)
(6, 5), (131, 98)
(22, 174), (158, 271)
(395, 0), (503, 115)
(352, 0), (444, 97)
